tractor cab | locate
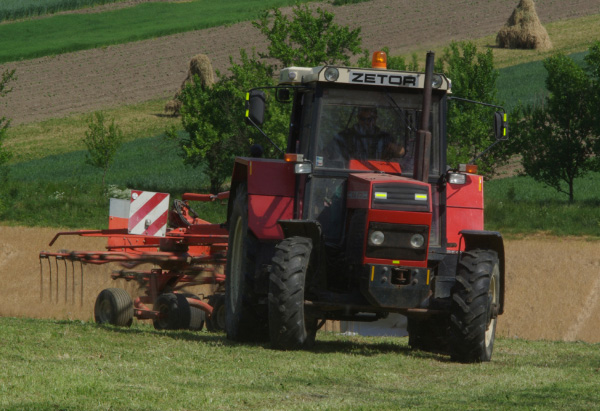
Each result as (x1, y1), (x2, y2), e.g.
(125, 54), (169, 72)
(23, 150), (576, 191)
(230, 51), (508, 363)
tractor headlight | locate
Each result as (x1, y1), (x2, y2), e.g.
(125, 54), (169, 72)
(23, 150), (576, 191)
(410, 234), (425, 249)
(369, 230), (385, 246)
(324, 67), (339, 82)
(432, 74), (443, 89)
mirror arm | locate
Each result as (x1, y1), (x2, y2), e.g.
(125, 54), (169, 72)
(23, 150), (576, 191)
(246, 116), (284, 156)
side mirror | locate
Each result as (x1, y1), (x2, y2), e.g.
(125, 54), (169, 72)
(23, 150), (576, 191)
(276, 88), (291, 103)
(245, 90), (266, 126)
(494, 111), (508, 141)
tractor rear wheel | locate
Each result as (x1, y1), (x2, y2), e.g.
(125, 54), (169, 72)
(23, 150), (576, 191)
(225, 184), (267, 341)
(449, 249), (500, 363)
(268, 237), (316, 349)
(153, 293), (191, 330)
(94, 288), (133, 327)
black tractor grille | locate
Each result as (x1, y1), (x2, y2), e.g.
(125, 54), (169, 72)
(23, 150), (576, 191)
(372, 183), (430, 212)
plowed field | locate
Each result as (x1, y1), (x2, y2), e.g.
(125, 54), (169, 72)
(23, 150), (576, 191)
(1, 226), (599, 342)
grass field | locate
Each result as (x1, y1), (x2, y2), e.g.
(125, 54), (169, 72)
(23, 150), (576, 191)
(0, 0), (307, 64)
(0, 316), (598, 409)
(0, 0), (124, 22)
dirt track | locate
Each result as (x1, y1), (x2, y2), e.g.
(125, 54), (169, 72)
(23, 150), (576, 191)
(1, 226), (599, 342)
(1, 0), (599, 125)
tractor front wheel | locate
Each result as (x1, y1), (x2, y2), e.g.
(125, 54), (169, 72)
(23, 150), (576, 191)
(94, 288), (134, 327)
(225, 184), (267, 341)
(449, 249), (500, 362)
(268, 236), (316, 349)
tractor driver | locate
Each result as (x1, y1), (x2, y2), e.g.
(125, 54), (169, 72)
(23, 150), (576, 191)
(332, 107), (405, 163)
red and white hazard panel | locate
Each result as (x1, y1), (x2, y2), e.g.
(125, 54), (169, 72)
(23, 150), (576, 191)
(128, 190), (170, 237)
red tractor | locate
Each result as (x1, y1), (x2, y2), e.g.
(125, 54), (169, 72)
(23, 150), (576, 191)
(224, 51), (508, 362)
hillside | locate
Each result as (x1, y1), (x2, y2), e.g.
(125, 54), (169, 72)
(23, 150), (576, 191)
(1, 0), (599, 125)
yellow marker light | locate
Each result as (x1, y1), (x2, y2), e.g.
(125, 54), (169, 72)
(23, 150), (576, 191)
(371, 266), (375, 282)
(374, 192), (388, 199)
(415, 194), (428, 201)
(393, 260), (400, 265)
(426, 269), (430, 285)
(372, 51), (387, 69)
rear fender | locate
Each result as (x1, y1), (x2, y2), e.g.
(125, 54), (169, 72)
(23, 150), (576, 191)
(459, 230), (505, 315)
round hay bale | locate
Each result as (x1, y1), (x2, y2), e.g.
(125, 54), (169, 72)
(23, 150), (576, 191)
(496, 0), (552, 51)
(165, 54), (215, 115)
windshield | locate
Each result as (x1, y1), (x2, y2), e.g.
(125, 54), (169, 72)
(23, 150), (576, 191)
(314, 87), (440, 176)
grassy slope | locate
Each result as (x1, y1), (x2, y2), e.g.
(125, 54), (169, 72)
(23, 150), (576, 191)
(1, 317), (598, 410)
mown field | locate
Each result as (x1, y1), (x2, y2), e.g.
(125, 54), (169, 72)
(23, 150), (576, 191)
(0, 317), (599, 410)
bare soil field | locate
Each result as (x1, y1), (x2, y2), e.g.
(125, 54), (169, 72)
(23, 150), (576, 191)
(1, 0), (599, 125)
(1, 226), (599, 343)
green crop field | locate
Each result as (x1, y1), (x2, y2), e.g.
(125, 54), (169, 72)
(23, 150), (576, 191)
(0, 0), (126, 22)
(0, 0), (309, 63)
(0, 317), (598, 410)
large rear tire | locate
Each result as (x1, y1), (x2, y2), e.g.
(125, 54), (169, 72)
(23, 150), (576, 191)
(153, 293), (191, 330)
(94, 288), (134, 327)
(225, 184), (267, 341)
(268, 237), (316, 350)
(449, 249), (500, 363)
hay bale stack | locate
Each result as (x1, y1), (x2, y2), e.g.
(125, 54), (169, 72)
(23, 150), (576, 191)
(496, 0), (552, 51)
(165, 54), (215, 116)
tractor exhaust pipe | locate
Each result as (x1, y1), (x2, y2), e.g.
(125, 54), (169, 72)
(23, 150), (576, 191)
(413, 51), (435, 183)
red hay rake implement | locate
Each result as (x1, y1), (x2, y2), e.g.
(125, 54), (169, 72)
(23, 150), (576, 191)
(39, 191), (229, 332)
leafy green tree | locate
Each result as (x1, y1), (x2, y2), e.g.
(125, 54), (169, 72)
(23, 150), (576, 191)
(511, 48), (599, 202)
(253, 4), (363, 68)
(167, 50), (289, 193)
(0, 69), (15, 183)
(171, 4), (365, 193)
(83, 112), (123, 187)
(438, 42), (503, 174)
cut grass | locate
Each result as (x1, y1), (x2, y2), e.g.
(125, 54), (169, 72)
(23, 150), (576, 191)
(0, 317), (599, 410)
(0, 0), (309, 64)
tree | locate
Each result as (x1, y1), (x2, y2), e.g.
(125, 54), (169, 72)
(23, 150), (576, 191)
(0, 69), (16, 183)
(171, 5), (364, 193)
(83, 112), (123, 187)
(167, 50), (289, 194)
(438, 42), (504, 174)
(253, 4), (363, 68)
(511, 47), (600, 202)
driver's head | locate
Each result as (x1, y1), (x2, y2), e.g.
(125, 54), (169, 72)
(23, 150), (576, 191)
(356, 107), (377, 135)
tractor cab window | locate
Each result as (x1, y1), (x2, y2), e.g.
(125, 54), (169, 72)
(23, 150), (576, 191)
(314, 87), (440, 177)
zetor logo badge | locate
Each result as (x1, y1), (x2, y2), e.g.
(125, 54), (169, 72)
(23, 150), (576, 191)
(349, 71), (419, 87)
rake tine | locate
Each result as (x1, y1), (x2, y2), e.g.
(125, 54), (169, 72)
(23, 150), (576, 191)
(55, 257), (60, 304)
(71, 260), (75, 305)
(48, 256), (53, 303)
(80, 261), (84, 308)
(64, 258), (68, 304)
